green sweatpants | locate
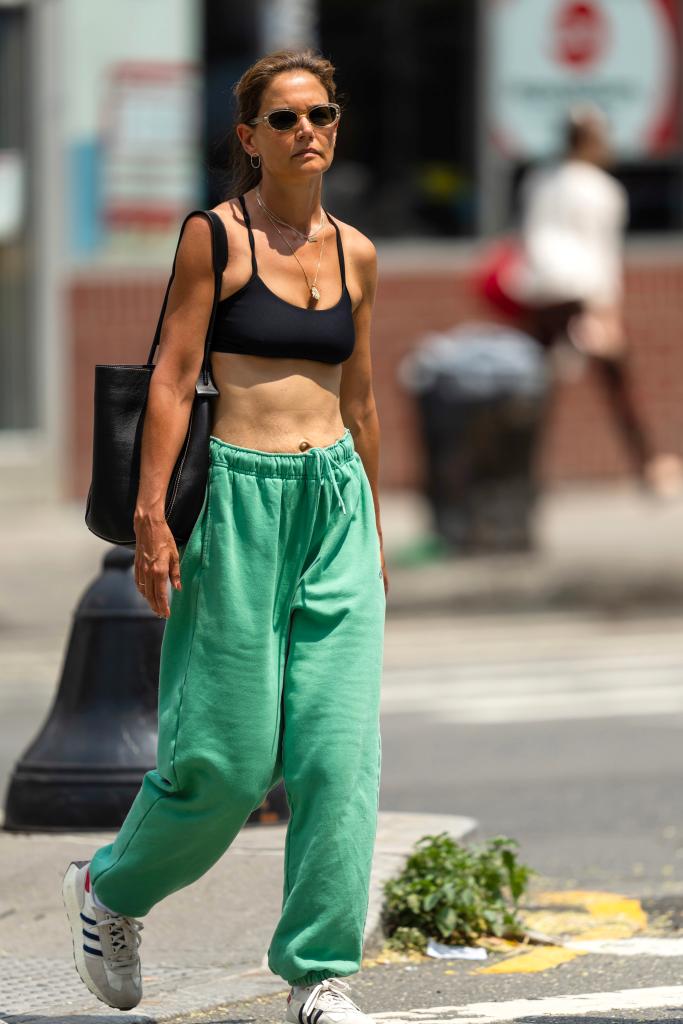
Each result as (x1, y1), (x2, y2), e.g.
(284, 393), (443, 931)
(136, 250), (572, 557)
(89, 427), (386, 987)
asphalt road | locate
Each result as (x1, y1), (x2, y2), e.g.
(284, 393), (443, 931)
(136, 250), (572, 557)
(378, 610), (683, 896)
(3, 609), (683, 895)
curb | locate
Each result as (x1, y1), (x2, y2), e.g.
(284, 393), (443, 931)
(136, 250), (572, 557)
(384, 557), (683, 617)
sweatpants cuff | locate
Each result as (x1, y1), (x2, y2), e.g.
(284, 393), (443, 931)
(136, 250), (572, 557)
(288, 969), (349, 987)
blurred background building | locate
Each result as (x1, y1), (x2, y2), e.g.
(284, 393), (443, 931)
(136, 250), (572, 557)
(2, 0), (682, 504)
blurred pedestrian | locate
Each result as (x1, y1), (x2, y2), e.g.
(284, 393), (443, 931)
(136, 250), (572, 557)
(480, 104), (683, 497)
(62, 46), (386, 1021)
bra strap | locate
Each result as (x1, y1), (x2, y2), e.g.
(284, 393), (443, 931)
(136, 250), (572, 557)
(238, 193), (258, 274)
(324, 210), (346, 289)
(146, 209), (228, 392)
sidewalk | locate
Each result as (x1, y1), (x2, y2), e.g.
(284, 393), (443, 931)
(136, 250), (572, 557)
(1, 482), (682, 635)
(383, 482), (683, 615)
(0, 810), (476, 1022)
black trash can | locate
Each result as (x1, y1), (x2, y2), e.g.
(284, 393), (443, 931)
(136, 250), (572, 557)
(399, 322), (549, 554)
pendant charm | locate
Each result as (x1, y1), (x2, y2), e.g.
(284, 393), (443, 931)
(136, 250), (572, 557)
(311, 286), (320, 300)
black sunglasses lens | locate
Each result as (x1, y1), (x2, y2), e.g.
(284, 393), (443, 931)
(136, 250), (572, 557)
(268, 110), (299, 131)
(310, 105), (337, 125)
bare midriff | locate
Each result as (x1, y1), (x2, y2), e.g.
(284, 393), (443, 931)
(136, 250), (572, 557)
(209, 351), (347, 453)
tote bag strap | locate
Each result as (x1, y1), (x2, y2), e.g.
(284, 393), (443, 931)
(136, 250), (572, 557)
(146, 209), (229, 389)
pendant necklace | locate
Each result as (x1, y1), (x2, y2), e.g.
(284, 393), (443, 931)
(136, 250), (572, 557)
(256, 194), (327, 302)
(254, 186), (325, 241)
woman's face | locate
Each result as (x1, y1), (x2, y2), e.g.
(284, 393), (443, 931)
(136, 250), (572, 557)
(240, 70), (338, 181)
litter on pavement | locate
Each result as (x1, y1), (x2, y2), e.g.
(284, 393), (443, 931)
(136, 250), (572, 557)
(426, 938), (488, 959)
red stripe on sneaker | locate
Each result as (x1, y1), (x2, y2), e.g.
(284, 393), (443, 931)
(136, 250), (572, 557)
(85, 867), (91, 892)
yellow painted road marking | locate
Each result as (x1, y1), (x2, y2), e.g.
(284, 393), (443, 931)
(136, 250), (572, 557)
(475, 891), (647, 975)
(476, 945), (589, 974)
(535, 890), (648, 929)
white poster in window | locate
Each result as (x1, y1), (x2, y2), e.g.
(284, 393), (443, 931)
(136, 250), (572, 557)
(100, 61), (201, 232)
(488, 0), (680, 158)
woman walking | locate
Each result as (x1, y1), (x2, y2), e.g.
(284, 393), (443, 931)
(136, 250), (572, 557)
(62, 48), (387, 1022)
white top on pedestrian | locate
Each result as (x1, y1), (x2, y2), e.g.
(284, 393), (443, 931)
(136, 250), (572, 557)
(512, 159), (629, 307)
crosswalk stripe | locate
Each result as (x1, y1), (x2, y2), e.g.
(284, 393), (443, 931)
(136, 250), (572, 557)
(380, 620), (683, 723)
(382, 693), (683, 725)
(385, 667), (683, 700)
(384, 647), (683, 680)
(381, 674), (683, 720)
(382, 680), (683, 705)
(372, 985), (683, 1024)
(386, 634), (683, 649)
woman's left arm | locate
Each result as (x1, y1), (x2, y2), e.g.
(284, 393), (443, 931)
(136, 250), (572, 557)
(340, 234), (387, 589)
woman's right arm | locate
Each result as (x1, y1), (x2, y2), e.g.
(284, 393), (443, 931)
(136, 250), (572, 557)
(133, 213), (217, 619)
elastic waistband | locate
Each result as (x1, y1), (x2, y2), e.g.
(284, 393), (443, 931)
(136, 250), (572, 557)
(209, 427), (356, 479)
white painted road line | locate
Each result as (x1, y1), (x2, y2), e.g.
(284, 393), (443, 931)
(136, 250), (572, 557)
(385, 651), (683, 683)
(565, 936), (683, 957)
(373, 985), (683, 1024)
(380, 633), (683, 724)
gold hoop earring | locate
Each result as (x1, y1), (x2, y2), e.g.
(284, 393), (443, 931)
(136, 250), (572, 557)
(250, 153), (261, 169)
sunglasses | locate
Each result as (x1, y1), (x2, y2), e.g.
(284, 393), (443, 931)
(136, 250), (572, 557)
(247, 102), (341, 132)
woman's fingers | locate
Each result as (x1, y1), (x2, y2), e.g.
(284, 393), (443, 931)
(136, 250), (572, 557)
(134, 524), (178, 618)
(134, 554), (149, 601)
(151, 564), (170, 618)
(168, 546), (182, 593)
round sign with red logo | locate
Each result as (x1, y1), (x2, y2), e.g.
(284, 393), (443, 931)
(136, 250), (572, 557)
(555, 1), (608, 69)
(489, 0), (680, 158)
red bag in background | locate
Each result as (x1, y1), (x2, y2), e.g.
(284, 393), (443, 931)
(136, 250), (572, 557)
(475, 238), (532, 319)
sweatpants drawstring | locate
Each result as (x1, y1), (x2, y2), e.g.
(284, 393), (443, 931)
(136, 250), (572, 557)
(306, 446), (347, 515)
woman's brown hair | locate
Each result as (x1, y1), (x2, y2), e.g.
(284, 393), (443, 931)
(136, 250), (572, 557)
(218, 47), (344, 200)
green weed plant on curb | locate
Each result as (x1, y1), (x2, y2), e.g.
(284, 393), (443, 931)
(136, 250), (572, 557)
(380, 832), (536, 953)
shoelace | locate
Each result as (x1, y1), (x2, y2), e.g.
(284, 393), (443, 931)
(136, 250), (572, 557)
(306, 447), (347, 515)
(96, 913), (144, 972)
(301, 978), (362, 1021)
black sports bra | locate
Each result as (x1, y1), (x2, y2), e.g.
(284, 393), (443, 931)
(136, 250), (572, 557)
(210, 194), (356, 364)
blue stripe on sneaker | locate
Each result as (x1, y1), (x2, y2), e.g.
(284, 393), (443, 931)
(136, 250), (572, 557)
(80, 911), (96, 925)
(314, 1011), (324, 1024)
(82, 928), (100, 941)
(83, 944), (104, 956)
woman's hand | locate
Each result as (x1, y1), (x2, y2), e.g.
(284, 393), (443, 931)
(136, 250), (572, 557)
(133, 509), (182, 618)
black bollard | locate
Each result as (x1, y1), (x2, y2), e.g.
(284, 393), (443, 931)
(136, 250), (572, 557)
(4, 546), (164, 830)
(3, 545), (289, 831)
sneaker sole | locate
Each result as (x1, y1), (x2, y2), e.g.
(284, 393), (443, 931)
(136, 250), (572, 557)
(62, 860), (141, 1011)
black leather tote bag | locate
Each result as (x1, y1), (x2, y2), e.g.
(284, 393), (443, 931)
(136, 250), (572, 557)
(84, 209), (228, 548)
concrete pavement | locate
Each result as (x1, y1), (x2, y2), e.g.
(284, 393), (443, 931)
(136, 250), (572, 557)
(382, 483), (683, 615)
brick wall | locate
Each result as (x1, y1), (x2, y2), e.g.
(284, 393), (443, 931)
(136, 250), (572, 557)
(68, 249), (683, 499)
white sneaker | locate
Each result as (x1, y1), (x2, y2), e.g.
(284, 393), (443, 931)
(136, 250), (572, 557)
(286, 977), (375, 1024)
(62, 859), (144, 1010)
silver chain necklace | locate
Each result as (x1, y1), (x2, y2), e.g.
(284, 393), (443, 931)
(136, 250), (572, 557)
(256, 187), (324, 243)
(254, 194), (327, 302)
